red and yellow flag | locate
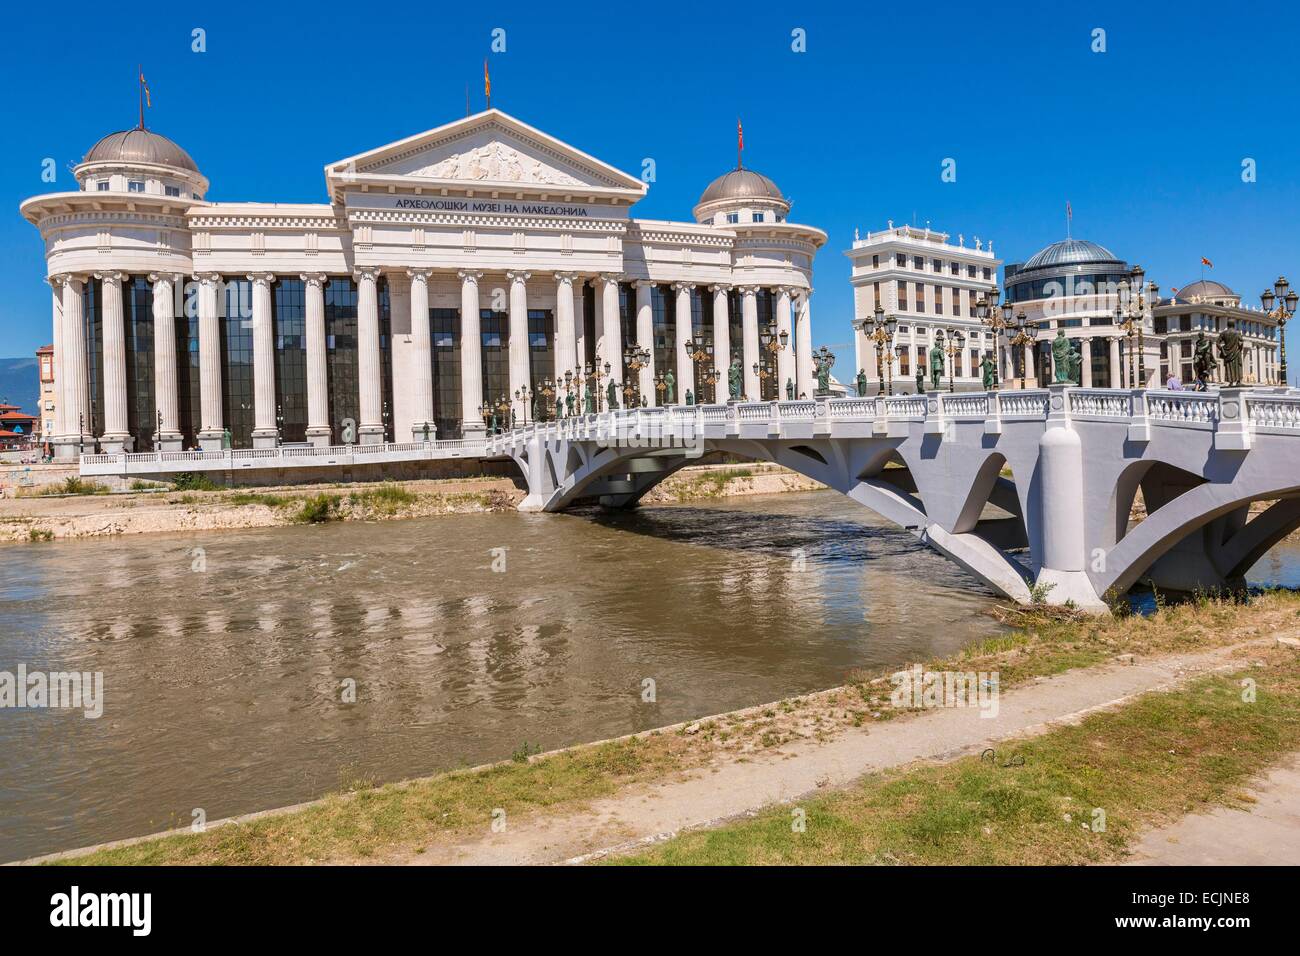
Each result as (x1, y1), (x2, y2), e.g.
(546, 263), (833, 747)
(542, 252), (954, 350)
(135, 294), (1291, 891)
(737, 119), (743, 167)
(484, 59), (491, 106)
(140, 70), (151, 107)
(1201, 256), (1214, 268)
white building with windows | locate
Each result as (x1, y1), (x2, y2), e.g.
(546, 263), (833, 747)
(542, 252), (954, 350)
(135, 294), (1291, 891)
(847, 224), (999, 393)
(21, 109), (825, 459)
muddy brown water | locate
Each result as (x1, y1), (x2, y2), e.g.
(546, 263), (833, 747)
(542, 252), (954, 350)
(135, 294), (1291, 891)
(1, 489), (1294, 861)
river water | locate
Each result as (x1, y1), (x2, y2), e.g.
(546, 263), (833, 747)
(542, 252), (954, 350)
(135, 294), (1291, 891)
(2, 489), (1296, 861)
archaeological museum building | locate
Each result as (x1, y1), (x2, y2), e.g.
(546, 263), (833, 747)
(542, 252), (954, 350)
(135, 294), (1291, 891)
(21, 110), (826, 457)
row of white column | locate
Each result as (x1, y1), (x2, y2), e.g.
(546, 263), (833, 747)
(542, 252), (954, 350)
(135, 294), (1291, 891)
(46, 270), (816, 456)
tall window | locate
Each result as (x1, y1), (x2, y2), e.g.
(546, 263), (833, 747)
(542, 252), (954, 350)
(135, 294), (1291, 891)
(651, 285), (675, 381)
(324, 277), (359, 444)
(528, 309), (555, 412)
(431, 308), (461, 437)
(84, 277), (104, 438)
(480, 310), (509, 418)
(690, 286), (714, 402)
(123, 276), (156, 448)
(272, 277), (307, 444)
(756, 288), (776, 400)
(176, 304), (200, 448)
(728, 289), (744, 372)
(581, 282), (596, 368)
(378, 278), (394, 441)
(219, 277), (254, 448)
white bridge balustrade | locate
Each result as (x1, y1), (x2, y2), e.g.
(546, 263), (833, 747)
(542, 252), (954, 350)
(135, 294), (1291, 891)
(485, 385), (1300, 612)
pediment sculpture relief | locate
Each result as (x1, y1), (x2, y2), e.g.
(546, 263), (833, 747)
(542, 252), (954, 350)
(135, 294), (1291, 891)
(411, 140), (585, 186)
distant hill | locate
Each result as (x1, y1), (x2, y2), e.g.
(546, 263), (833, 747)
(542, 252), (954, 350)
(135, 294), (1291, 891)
(0, 357), (39, 415)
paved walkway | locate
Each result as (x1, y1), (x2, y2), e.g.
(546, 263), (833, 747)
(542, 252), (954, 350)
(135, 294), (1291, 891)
(396, 641), (1272, 865)
(1126, 755), (1300, 866)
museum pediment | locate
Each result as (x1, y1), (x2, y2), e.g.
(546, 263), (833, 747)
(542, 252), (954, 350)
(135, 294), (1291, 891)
(326, 110), (647, 202)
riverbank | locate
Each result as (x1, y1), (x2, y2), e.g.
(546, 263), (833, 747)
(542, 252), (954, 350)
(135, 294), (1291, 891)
(0, 462), (821, 543)
(30, 590), (1300, 866)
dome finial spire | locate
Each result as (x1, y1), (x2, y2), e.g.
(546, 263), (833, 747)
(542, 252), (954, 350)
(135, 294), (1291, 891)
(736, 117), (743, 170)
(137, 66), (151, 131)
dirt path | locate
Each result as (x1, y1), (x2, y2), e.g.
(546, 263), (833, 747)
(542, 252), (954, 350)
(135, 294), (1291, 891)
(1124, 753), (1300, 865)
(393, 639), (1277, 866)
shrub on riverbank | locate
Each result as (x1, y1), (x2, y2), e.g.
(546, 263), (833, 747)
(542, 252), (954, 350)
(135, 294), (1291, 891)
(172, 473), (219, 492)
(293, 493), (339, 524)
(34, 477), (110, 497)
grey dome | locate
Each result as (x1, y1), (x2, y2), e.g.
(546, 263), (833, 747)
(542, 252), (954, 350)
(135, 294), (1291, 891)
(698, 167), (785, 205)
(1174, 278), (1234, 301)
(1022, 238), (1120, 270)
(83, 128), (199, 173)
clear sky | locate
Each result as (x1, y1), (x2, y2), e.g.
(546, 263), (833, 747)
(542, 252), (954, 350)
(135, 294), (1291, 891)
(3, 0), (1298, 376)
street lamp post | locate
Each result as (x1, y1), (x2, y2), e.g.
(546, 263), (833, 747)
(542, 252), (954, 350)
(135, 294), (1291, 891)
(866, 304), (897, 396)
(975, 286), (1013, 390)
(622, 345), (651, 407)
(942, 328), (966, 393)
(683, 336), (715, 403)
(1116, 265), (1157, 388)
(1261, 276), (1297, 385)
(1009, 312), (1034, 390)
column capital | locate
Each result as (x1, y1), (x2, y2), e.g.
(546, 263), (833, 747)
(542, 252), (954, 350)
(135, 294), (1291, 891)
(738, 284), (760, 297)
(506, 270), (532, 284)
(634, 278), (656, 290)
(596, 272), (623, 286)
(353, 266), (381, 283)
(671, 281), (693, 294)
(93, 271), (125, 286)
(48, 273), (81, 290)
(300, 272), (328, 289)
(193, 272), (222, 286)
(774, 285), (794, 298)
(457, 269), (483, 284)
(406, 267), (433, 284)
(247, 272), (277, 288)
(708, 283), (732, 294)
(147, 272), (184, 286)
(554, 271), (579, 286)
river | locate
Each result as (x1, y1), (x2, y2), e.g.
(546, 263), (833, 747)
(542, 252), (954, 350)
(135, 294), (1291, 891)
(1, 489), (1295, 861)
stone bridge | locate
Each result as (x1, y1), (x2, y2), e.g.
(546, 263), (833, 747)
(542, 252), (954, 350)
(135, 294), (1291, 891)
(487, 386), (1300, 611)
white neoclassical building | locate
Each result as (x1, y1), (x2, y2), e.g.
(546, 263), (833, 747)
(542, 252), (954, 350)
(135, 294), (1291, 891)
(21, 110), (825, 458)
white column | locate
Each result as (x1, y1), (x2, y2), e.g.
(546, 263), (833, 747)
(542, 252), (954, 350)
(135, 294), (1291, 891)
(459, 270), (485, 436)
(636, 280), (656, 406)
(506, 271), (531, 422)
(249, 273), (277, 448)
(598, 273), (622, 380)
(56, 275), (89, 458)
(407, 269), (435, 440)
(741, 286), (760, 400)
(1108, 336), (1121, 388)
(96, 272), (130, 453)
(775, 286), (794, 398)
(149, 273), (182, 449)
(355, 267), (384, 444)
(795, 290), (814, 399)
(1080, 338), (1093, 387)
(711, 284), (731, 403)
(196, 273), (223, 450)
(574, 280), (588, 369)
(48, 278), (65, 444)
(1025, 337), (1037, 385)
(302, 274), (330, 446)
(554, 272), (578, 380)
(673, 282), (694, 403)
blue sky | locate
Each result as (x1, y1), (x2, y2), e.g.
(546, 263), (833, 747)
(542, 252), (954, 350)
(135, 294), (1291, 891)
(3, 0), (1298, 374)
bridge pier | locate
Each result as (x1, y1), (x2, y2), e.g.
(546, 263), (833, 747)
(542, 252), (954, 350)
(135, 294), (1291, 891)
(1036, 390), (1108, 611)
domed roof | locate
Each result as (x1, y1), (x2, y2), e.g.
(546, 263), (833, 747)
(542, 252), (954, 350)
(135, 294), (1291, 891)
(1173, 278), (1234, 301)
(1021, 238), (1120, 271)
(83, 128), (199, 173)
(698, 167), (785, 206)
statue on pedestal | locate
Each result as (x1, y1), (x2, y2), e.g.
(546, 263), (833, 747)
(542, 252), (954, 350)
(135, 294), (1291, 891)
(856, 368), (868, 397)
(1218, 320), (1244, 386)
(1052, 329), (1081, 384)
(916, 369), (925, 394)
(785, 378), (794, 400)
(583, 384), (594, 414)
(728, 360), (742, 401)
(686, 388), (695, 406)
(606, 379), (618, 410)
(663, 369), (676, 404)
(929, 343), (944, 391)
(1193, 330), (1215, 390)
(981, 354), (997, 390)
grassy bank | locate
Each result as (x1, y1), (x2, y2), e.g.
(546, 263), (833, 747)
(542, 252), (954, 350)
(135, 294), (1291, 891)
(41, 590), (1300, 866)
(614, 649), (1300, 865)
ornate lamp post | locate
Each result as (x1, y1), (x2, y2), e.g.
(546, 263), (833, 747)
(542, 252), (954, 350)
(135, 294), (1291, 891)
(585, 361), (611, 412)
(975, 287), (1013, 390)
(1116, 265), (1157, 388)
(155, 409), (163, 452)
(1009, 312), (1034, 390)
(752, 361), (774, 394)
(538, 379), (556, 421)
(496, 394), (512, 431)
(622, 344), (651, 407)
(866, 304), (897, 395)
(654, 371), (667, 405)
(514, 385), (533, 426)
(1261, 276), (1296, 385)
(942, 328), (966, 393)
(683, 335), (715, 403)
